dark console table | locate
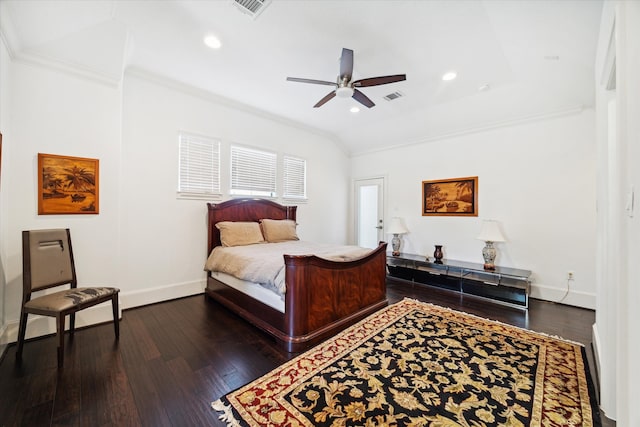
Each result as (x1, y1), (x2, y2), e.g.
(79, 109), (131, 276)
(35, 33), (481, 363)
(387, 253), (531, 309)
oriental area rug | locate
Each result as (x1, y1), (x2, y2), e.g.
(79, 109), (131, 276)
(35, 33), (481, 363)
(212, 298), (601, 427)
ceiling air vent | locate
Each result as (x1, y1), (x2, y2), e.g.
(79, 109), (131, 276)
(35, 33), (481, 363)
(231, 0), (271, 19)
(383, 91), (404, 101)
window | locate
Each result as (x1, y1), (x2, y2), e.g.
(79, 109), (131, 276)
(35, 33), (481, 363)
(283, 155), (307, 200)
(178, 135), (307, 201)
(178, 133), (220, 198)
(230, 145), (277, 197)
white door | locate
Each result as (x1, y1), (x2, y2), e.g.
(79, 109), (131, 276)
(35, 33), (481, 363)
(355, 178), (384, 248)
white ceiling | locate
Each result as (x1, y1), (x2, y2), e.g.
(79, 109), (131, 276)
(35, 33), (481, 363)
(0, 0), (603, 155)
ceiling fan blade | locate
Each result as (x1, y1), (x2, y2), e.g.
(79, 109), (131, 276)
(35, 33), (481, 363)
(353, 74), (406, 87)
(339, 48), (354, 82)
(313, 91), (337, 108)
(352, 89), (375, 108)
(286, 77), (337, 86)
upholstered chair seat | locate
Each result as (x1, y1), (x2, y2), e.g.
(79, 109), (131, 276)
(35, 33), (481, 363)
(24, 287), (119, 312)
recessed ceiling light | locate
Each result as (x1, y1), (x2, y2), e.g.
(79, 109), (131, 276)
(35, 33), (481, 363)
(442, 71), (457, 81)
(478, 84), (491, 92)
(204, 34), (222, 49)
(350, 106), (360, 113)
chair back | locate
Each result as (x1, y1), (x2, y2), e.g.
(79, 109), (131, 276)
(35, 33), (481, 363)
(22, 228), (77, 295)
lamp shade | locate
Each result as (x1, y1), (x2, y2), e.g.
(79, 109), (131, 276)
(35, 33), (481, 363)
(476, 220), (506, 242)
(387, 217), (409, 235)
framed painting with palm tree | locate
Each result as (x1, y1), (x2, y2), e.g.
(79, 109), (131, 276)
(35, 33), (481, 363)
(38, 153), (99, 214)
(422, 176), (478, 216)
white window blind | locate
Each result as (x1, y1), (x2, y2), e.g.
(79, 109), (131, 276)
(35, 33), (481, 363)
(230, 145), (277, 197)
(178, 133), (220, 197)
(283, 155), (307, 200)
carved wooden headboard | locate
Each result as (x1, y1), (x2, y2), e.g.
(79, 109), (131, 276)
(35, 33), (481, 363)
(207, 199), (297, 254)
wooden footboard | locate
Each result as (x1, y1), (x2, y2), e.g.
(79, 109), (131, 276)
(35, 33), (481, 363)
(282, 242), (388, 351)
(205, 199), (388, 352)
(206, 242), (388, 352)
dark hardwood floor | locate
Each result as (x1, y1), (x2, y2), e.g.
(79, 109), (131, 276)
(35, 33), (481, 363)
(0, 279), (614, 426)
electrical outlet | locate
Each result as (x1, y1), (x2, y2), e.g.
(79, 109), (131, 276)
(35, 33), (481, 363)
(567, 271), (574, 280)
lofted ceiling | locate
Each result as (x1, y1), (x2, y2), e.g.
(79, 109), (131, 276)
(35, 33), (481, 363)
(0, 0), (603, 155)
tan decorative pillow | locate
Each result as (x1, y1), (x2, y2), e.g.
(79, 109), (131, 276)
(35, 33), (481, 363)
(260, 219), (299, 243)
(215, 221), (265, 247)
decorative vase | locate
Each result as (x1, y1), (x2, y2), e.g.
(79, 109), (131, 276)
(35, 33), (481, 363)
(433, 245), (443, 263)
(482, 241), (497, 270)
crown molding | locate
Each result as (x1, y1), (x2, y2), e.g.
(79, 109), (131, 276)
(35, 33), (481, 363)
(350, 105), (589, 157)
(1, 24), (121, 88)
(125, 66), (347, 154)
(13, 50), (121, 88)
(0, 3), (19, 59)
(0, 1), (122, 88)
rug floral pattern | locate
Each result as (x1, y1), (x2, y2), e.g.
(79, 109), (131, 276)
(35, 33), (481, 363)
(213, 299), (599, 427)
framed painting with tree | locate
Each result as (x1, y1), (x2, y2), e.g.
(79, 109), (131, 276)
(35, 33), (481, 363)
(422, 176), (478, 216)
(38, 153), (99, 214)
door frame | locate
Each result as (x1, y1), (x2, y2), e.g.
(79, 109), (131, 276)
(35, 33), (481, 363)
(353, 175), (386, 247)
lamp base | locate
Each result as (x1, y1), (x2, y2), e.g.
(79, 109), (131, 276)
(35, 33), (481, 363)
(482, 241), (497, 271)
(391, 234), (401, 257)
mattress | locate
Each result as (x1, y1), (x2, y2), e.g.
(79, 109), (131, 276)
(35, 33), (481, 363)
(209, 271), (285, 313)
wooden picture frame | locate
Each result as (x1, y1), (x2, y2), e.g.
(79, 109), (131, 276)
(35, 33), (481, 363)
(38, 153), (99, 215)
(422, 176), (478, 216)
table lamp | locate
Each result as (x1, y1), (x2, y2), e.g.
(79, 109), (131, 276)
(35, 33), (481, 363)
(387, 217), (409, 256)
(476, 220), (506, 270)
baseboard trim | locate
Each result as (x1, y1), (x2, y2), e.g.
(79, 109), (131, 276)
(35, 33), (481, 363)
(529, 283), (595, 310)
(0, 280), (206, 345)
(591, 323), (602, 399)
(0, 324), (8, 364)
(119, 279), (205, 310)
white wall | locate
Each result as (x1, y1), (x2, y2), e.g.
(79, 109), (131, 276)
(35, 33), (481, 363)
(0, 55), (351, 344)
(593, 1), (640, 424)
(118, 73), (350, 308)
(617, 4), (640, 425)
(0, 57), (123, 343)
(0, 29), (10, 355)
(352, 110), (597, 309)
(593, 0), (617, 418)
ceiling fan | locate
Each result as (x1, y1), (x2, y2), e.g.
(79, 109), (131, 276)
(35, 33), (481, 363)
(286, 48), (406, 108)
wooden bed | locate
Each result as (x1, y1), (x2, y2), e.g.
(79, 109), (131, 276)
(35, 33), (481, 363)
(205, 198), (388, 352)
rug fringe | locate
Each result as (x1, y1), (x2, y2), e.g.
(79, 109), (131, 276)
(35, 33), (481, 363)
(212, 399), (242, 427)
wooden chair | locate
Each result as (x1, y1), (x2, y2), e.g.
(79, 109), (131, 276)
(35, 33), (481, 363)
(16, 228), (120, 368)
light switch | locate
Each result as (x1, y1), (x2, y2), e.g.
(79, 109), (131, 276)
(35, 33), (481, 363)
(626, 186), (634, 218)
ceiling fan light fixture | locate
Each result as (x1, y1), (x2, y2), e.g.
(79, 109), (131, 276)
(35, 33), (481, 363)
(336, 87), (354, 98)
(350, 106), (360, 113)
(286, 48), (405, 108)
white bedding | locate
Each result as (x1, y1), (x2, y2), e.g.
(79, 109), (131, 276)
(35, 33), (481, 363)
(204, 241), (372, 297)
